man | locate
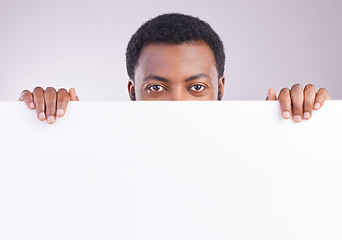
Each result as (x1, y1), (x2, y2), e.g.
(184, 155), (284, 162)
(19, 13), (330, 124)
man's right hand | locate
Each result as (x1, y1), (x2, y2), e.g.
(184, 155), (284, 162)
(19, 87), (79, 124)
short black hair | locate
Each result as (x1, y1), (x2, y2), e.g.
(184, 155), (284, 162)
(126, 13), (225, 81)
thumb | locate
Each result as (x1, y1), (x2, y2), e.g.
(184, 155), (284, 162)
(69, 88), (79, 101)
(266, 88), (277, 100)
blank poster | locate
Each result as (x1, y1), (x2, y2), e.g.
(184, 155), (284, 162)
(0, 101), (342, 240)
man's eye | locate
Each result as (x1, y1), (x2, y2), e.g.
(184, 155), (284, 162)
(148, 85), (166, 92)
(190, 84), (206, 92)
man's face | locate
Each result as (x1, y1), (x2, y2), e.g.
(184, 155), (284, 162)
(128, 41), (225, 101)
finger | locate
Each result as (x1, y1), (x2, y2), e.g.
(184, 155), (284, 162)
(56, 88), (70, 117)
(314, 88), (330, 110)
(278, 88), (291, 119)
(303, 84), (316, 119)
(44, 87), (57, 124)
(32, 87), (46, 121)
(290, 84), (304, 122)
(266, 88), (277, 100)
(69, 88), (79, 101)
(19, 90), (35, 109)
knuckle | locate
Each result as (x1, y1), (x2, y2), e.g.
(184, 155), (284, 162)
(58, 88), (68, 93)
(45, 87), (57, 93)
(279, 88), (290, 94)
(318, 88), (328, 93)
(304, 84), (315, 91)
(58, 91), (70, 102)
(33, 86), (44, 93)
(291, 83), (303, 91)
(58, 89), (70, 99)
(317, 89), (328, 99)
(19, 90), (30, 99)
(20, 90), (30, 95)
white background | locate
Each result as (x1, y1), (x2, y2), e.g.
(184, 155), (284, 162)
(0, 0), (341, 101)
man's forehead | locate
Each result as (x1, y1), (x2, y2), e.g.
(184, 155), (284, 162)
(138, 41), (215, 61)
(135, 42), (218, 78)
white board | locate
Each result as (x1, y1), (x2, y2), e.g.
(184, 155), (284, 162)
(0, 101), (342, 240)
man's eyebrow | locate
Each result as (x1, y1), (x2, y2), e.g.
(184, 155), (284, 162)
(184, 74), (211, 82)
(144, 75), (169, 82)
(144, 74), (211, 83)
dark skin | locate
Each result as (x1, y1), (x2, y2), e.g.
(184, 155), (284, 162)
(128, 42), (224, 101)
(20, 41), (330, 124)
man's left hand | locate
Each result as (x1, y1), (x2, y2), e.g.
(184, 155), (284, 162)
(266, 84), (330, 122)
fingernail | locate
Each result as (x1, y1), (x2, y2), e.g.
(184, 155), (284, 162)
(283, 111), (290, 119)
(47, 116), (55, 124)
(39, 112), (45, 120)
(30, 102), (35, 109)
(57, 109), (64, 117)
(294, 115), (302, 122)
(304, 112), (311, 119)
(314, 102), (320, 109)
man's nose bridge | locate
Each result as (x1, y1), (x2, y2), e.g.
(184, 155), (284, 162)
(170, 86), (187, 101)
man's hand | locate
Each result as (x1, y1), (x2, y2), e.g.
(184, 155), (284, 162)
(266, 84), (330, 122)
(19, 87), (79, 124)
